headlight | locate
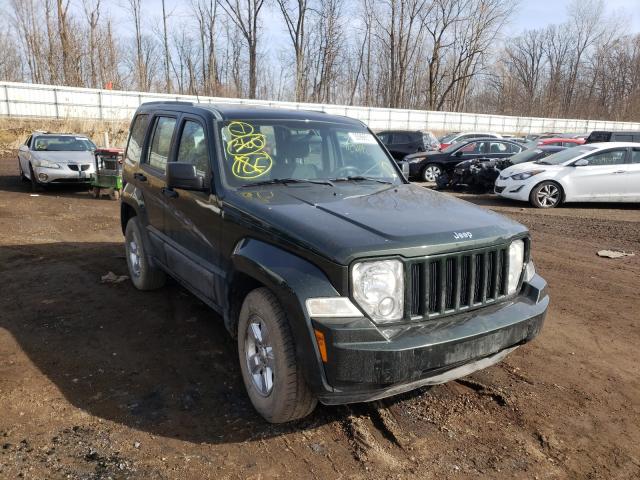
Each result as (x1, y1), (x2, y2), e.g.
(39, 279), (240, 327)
(511, 170), (543, 181)
(352, 260), (404, 323)
(507, 240), (525, 294)
(35, 159), (61, 169)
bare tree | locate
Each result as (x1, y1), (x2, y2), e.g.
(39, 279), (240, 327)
(217, 0), (265, 98)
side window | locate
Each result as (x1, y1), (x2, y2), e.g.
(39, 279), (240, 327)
(508, 143), (522, 153)
(585, 149), (627, 166)
(378, 133), (392, 144)
(125, 114), (150, 165)
(176, 120), (209, 176)
(630, 148), (640, 164)
(459, 142), (481, 154)
(488, 142), (507, 154)
(147, 117), (177, 171)
(393, 133), (412, 144)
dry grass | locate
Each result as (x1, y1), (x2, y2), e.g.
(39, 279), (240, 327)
(0, 117), (130, 153)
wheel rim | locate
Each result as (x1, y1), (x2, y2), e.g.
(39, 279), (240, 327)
(244, 317), (275, 397)
(424, 165), (441, 182)
(536, 184), (560, 207)
(128, 234), (142, 277)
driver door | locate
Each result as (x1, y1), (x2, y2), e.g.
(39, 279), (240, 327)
(568, 148), (629, 200)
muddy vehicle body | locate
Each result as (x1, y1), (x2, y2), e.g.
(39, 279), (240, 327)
(120, 102), (549, 422)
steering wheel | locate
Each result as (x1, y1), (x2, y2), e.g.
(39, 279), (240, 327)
(333, 165), (361, 177)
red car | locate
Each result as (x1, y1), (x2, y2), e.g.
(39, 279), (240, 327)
(536, 137), (585, 147)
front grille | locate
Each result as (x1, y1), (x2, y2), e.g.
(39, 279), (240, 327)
(69, 164), (91, 171)
(409, 245), (512, 319)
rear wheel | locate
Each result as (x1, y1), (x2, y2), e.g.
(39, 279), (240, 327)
(422, 164), (442, 182)
(530, 181), (562, 208)
(124, 217), (166, 290)
(238, 287), (317, 423)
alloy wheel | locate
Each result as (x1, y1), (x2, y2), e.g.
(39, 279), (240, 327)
(423, 165), (441, 182)
(128, 235), (142, 278)
(244, 317), (275, 396)
(536, 184), (560, 207)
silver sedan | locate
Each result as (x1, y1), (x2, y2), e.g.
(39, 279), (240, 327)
(18, 133), (96, 190)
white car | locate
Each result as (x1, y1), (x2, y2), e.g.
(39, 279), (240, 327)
(18, 132), (96, 191)
(494, 142), (640, 208)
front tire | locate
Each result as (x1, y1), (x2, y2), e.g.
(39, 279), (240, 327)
(530, 181), (562, 208)
(18, 160), (28, 182)
(29, 164), (42, 192)
(124, 217), (166, 290)
(238, 287), (317, 423)
(422, 163), (442, 182)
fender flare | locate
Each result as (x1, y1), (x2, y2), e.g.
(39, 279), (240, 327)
(226, 238), (340, 394)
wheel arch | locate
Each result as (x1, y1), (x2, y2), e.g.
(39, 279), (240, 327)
(226, 238), (339, 395)
(530, 179), (565, 206)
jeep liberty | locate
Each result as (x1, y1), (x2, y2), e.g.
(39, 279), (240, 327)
(120, 102), (549, 423)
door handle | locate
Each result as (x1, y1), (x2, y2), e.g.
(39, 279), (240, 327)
(134, 173), (147, 182)
(162, 187), (178, 199)
(613, 170), (626, 174)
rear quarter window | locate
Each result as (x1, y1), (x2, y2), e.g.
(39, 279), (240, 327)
(125, 114), (150, 165)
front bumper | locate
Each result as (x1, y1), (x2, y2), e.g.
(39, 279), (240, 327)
(313, 274), (548, 405)
(33, 164), (94, 184)
(494, 177), (531, 201)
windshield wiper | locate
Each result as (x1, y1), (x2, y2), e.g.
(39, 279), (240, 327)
(535, 160), (551, 165)
(240, 178), (334, 188)
(330, 175), (392, 184)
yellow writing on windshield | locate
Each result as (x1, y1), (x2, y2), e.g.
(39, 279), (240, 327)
(226, 121), (273, 180)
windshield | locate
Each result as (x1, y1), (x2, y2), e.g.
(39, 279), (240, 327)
(218, 120), (400, 188)
(537, 146), (597, 165)
(509, 149), (545, 165)
(33, 136), (95, 151)
(439, 133), (459, 143)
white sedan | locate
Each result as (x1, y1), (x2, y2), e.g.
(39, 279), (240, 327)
(494, 142), (640, 208)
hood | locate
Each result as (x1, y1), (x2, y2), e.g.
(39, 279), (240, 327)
(31, 150), (94, 164)
(500, 161), (562, 177)
(226, 183), (527, 265)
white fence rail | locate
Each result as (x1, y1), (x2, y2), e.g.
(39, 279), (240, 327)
(2, 81), (639, 134)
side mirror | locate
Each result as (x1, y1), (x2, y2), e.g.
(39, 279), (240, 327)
(166, 162), (206, 191)
(574, 159), (589, 167)
(396, 160), (410, 179)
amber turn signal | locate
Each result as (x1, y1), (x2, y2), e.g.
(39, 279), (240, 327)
(314, 329), (328, 363)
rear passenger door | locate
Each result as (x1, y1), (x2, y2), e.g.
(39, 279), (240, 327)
(136, 115), (178, 245)
(163, 115), (224, 308)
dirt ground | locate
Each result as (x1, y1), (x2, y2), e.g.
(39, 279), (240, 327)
(0, 152), (639, 479)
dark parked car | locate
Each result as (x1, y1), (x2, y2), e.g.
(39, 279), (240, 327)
(438, 146), (566, 192)
(585, 130), (640, 143)
(120, 102), (548, 423)
(404, 138), (524, 182)
(377, 130), (439, 160)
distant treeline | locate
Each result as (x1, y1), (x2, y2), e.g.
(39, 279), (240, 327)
(1, 0), (638, 122)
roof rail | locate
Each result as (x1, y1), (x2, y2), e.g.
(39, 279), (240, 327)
(140, 101), (194, 106)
